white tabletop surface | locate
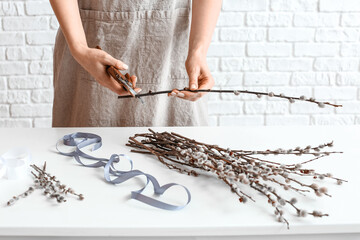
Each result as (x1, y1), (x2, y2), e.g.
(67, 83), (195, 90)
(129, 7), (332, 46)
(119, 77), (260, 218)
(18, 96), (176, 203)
(0, 126), (359, 237)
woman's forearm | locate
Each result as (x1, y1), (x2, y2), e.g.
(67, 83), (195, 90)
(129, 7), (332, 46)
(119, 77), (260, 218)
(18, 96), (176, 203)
(188, 0), (222, 58)
(49, 0), (87, 55)
(49, 0), (135, 95)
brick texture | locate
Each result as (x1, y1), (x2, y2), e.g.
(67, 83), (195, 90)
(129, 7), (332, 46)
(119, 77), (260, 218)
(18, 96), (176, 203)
(0, 0), (360, 127)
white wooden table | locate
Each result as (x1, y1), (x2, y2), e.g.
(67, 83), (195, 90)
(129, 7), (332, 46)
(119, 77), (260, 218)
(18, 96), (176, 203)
(0, 126), (359, 240)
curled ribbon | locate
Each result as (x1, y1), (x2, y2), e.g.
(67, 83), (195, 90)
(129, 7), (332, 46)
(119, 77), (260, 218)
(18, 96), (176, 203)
(0, 148), (32, 180)
(56, 132), (191, 210)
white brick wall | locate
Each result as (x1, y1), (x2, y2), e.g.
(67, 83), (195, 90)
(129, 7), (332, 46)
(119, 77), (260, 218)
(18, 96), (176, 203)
(1, 0), (360, 127)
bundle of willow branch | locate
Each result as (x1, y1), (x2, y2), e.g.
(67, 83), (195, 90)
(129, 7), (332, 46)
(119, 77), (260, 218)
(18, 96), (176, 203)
(119, 88), (342, 108)
(127, 129), (346, 228)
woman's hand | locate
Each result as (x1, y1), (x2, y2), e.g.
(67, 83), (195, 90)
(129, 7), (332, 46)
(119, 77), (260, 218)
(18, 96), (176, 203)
(168, 0), (220, 101)
(49, 0), (140, 96)
(72, 45), (141, 96)
(169, 54), (214, 101)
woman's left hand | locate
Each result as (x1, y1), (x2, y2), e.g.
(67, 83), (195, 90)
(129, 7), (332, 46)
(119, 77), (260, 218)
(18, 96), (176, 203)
(168, 54), (214, 101)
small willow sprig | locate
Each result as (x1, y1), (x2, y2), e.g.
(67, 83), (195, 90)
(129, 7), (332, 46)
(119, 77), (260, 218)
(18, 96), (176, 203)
(127, 129), (347, 229)
(6, 162), (84, 206)
(118, 88), (342, 108)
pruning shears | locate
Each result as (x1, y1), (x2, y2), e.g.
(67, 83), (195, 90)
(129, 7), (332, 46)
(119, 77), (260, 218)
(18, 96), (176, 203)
(106, 65), (138, 97)
(95, 46), (143, 103)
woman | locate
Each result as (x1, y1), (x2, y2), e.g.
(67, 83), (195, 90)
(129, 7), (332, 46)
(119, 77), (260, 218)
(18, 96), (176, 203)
(50, 0), (221, 127)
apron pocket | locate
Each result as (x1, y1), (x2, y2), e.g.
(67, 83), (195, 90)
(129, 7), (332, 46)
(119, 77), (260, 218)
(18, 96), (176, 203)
(79, 7), (190, 85)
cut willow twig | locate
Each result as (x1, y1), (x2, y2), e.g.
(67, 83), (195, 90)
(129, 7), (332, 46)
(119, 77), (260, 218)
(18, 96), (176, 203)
(6, 162), (84, 206)
(118, 88), (342, 108)
(127, 129), (347, 229)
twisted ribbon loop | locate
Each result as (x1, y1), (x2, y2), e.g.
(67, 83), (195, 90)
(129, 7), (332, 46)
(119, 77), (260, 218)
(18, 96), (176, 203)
(56, 132), (191, 210)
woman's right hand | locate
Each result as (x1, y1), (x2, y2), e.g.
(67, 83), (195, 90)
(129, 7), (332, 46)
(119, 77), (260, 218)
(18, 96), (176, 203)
(71, 45), (141, 96)
(49, 1), (140, 95)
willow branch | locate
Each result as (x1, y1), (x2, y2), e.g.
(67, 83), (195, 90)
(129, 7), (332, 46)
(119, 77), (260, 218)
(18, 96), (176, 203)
(118, 88), (342, 108)
(127, 129), (346, 229)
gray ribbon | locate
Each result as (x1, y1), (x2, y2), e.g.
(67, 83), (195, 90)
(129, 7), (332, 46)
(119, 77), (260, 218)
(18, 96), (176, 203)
(56, 132), (191, 210)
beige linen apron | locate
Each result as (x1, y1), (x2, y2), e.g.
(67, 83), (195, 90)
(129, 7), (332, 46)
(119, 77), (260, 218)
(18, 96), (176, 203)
(52, 0), (208, 127)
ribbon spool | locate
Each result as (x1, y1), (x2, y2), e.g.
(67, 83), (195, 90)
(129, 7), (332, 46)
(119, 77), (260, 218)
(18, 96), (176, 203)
(0, 148), (32, 180)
